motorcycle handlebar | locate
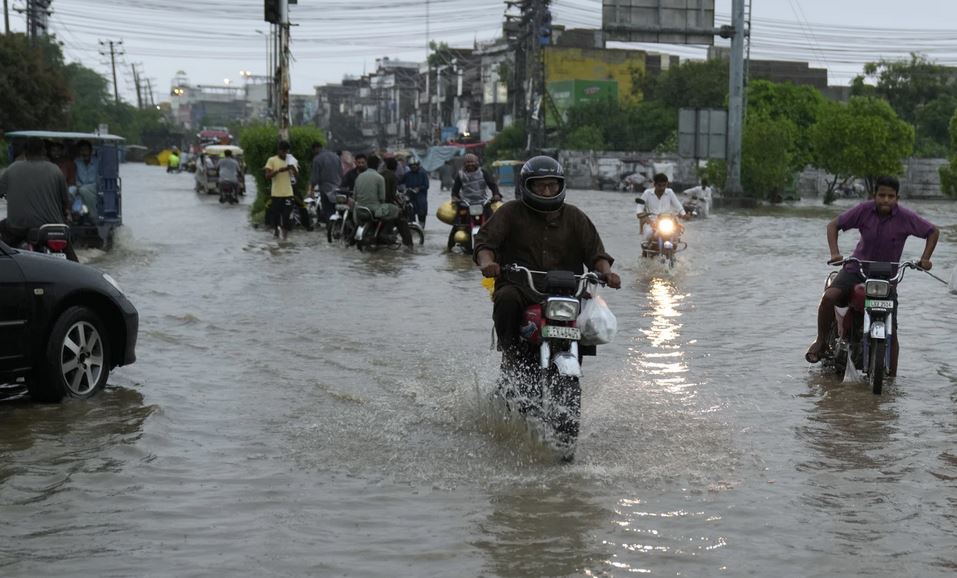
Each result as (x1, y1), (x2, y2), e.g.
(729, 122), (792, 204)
(504, 264), (605, 298)
(830, 256), (920, 283)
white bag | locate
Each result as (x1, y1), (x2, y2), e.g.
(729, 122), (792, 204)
(577, 292), (618, 345)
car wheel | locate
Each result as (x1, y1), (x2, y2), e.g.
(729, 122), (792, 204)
(29, 306), (111, 402)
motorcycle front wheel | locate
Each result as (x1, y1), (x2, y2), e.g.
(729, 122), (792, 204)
(546, 369), (581, 455)
(409, 223), (425, 245)
(869, 339), (886, 394)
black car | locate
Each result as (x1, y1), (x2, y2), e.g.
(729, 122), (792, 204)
(0, 241), (138, 402)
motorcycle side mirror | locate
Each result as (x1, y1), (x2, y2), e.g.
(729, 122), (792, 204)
(634, 198), (645, 205)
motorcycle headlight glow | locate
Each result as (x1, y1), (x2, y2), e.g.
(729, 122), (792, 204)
(544, 297), (580, 321)
(657, 218), (675, 235)
(865, 279), (890, 298)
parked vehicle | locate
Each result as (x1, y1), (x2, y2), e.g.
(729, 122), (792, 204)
(820, 257), (920, 394)
(5, 131), (125, 249)
(493, 264), (607, 460)
(0, 240), (138, 402)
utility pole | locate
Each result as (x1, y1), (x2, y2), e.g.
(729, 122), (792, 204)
(26, 0), (52, 43)
(278, 0), (290, 140)
(131, 64), (143, 109)
(725, 0), (746, 195)
(99, 40), (123, 106)
(146, 77), (155, 107)
(4, 0), (11, 35)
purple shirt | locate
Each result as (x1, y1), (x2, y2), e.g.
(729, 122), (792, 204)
(837, 200), (935, 271)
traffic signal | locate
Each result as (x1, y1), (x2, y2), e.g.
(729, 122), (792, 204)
(264, 0), (280, 23)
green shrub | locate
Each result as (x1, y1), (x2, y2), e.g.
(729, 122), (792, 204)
(484, 121), (527, 165)
(241, 124), (326, 224)
(563, 125), (605, 151)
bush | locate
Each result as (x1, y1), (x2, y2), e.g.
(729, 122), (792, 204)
(241, 124), (326, 224)
(563, 125), (605, 151)
(484, 121), (527, 165)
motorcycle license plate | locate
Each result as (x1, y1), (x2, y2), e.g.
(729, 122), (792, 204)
(45, 252), (67, 259)
(541, 325), (580, 340)
(865, 299), (894, 309)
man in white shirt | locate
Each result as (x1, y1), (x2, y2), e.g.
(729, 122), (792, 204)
(637, 173), (685, 242)
(681, 178), (714, 217)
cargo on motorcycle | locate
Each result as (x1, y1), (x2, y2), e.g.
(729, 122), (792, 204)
(442, 152), (501, 254)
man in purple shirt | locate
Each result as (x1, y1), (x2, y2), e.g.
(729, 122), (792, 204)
(806, 176), (939, 374)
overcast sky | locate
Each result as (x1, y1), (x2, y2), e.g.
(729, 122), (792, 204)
(8, 0), (957, 105)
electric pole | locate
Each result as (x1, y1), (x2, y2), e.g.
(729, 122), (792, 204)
(99, 40), (123, 106)
(725, 0), (746, 195)
(4, 0), (11, 35)
(278, 0), (290, 139)
(26, 0), (52, 43)
(131, 63), (143, 109)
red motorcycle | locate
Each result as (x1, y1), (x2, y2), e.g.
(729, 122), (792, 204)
(494, 264), (606, 460)
(821, 257), (921, 394)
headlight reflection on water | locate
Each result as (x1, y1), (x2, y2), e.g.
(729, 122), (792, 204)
(632, 278), (695, 397)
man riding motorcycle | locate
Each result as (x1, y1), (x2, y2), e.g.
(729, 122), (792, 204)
(474, 156), (621, 366)
(451, 153), (502, 219)
(636, 173), (686, 244)
(805, 175), (939, 375)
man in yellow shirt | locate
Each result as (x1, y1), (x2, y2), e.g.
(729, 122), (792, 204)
(264, 140), (298, 240)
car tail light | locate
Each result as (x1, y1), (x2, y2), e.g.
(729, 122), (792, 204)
(47, 239), (68, 252)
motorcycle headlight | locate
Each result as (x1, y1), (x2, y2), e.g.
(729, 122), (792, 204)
(657, 218), (675, 235)
(544, 297), (580, 321)
(865, 279), (890, 298)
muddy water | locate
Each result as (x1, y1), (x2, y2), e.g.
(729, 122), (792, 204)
(2, 165), (956, 576)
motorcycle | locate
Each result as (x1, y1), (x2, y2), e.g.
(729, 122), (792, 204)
(493, 264), (607, 460)
(637, 200), (686, 268)
(0, 222), (72, 259)
(353, 191), (425, 251)
(682, 197), (702, 219)
(325, 190), (356, 245)
(447, 198), (490, 254)
(820, 257), (921, 394)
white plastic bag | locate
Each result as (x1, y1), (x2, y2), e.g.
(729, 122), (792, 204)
(577, 292), (618, 345)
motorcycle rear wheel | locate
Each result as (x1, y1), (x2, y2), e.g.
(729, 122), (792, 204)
(869, 340), (886, 395)
(326, 220), (341, 243)
(409, 223), (425, 245)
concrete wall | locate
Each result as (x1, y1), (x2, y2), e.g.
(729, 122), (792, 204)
(558, 150), (700, 190)
(796, 158), (950, 199)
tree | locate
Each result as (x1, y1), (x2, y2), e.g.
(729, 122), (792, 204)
(0, 34), (71, 131)
(62, 62), (111, 132)
(641, 58), (728, 110)
(741, 113), (797, 200)
(852, 53), (957, 157)
(936, 108), (957, 198)
(484, 121), (526, 163)
(746, 79), (826, 171)
(810, 97), (915, 203)
(563, 125), (604, 151)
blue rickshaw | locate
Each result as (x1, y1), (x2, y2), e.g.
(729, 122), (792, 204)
(5, 131), (125, 249)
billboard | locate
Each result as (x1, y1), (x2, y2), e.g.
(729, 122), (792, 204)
(678, 108), (726, 159)
(603, 0), (715, 45)
(547, 79), (619, 124)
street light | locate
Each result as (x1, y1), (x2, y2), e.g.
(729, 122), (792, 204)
(224, 78), (231, 86)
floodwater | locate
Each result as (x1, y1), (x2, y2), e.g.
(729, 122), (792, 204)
(2, 164), (957, 576)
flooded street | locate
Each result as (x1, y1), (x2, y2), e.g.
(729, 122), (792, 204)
(2, 164), (957, 576)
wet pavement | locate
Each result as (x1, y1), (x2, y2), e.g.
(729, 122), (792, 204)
(2, 164), (957, 576)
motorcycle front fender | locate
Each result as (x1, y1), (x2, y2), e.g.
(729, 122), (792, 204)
(552, 351), (582, 378)
(869, 320), (886, 340)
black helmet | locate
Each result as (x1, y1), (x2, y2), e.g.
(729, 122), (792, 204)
(519, 155), (566, 212)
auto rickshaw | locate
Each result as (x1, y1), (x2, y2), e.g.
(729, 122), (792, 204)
(4, 130), (125, 249)
(194, 144), (245, 196)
